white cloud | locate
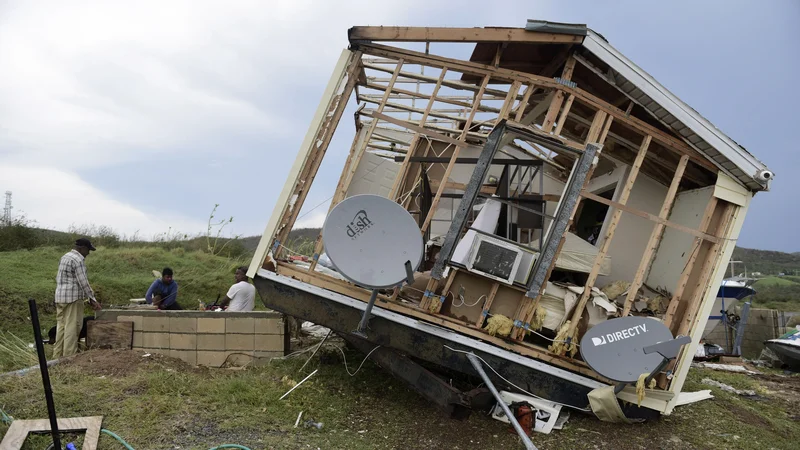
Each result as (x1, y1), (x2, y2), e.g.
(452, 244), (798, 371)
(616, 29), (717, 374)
(0, 165), (206, 238)
(293, 207), (329, 230)
(0, 0), (425, 235)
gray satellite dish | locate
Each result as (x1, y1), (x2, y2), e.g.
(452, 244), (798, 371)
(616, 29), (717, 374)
(580, 316), (690, 384)
(322, 194), (423, 336)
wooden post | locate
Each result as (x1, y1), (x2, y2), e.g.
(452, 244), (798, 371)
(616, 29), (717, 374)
(476, 283), (501, 328)
(513, 83), (535, 122)
(663, 197), (719, 328)
(553, 94), (575, 136)
(541, 90), (565, 133)
(675, 203), (736, 337)
(511, 110), (608, 340)
(271, 53), (364, 260)
(621, 154), (690, 315)
(419, 74), (491, 235)
(389, 67), (449, 200)
(561, 135), (652, 347)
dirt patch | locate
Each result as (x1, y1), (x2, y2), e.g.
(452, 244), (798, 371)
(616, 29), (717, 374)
(723, 401), (773, 429)
(756, 373), (800, 409)
(62, 349), (202, 377)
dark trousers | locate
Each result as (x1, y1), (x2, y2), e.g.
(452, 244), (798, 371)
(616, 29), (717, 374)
(160, 302), (182, 311)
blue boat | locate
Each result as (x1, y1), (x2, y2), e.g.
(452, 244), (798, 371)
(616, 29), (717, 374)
(703, 277), (757, 338)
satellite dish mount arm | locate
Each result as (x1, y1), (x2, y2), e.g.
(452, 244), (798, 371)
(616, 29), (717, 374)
(353, 260), (414, 338)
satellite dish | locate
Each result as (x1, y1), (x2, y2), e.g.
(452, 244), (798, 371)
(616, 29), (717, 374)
(580, 316), (677, 383)
(322, 194), (423, 289)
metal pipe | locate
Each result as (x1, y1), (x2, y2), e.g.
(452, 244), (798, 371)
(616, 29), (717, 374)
(354, 289), (380, 338)
(466, 353), (536, 450)
(279, 369), (319, 400)
(29, 298), (61, 450)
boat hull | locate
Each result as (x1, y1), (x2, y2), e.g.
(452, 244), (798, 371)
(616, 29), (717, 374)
(765, 340), (800, 371)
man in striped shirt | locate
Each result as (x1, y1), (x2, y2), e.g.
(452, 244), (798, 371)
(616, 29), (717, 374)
(54, 238), (102, 357)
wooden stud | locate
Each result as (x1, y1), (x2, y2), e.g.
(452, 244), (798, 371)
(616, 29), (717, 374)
(553, 94), (575, 136)
(663, 197), (719, 328)
(389, 67), (448, 200)
(359, 44), (717, 172)
(363, 111), (469, 148)
(513, 83), (536, 122)
(676, 202), (736, 337)
(271, 53), (363, 259)
(476, 282), (501, 328)
(511, 110), (608, 340)
(541, 90), (565, 133)
(419, 74), (491, 235)
(273, 262), (611, 380)
(563, 135), (652, 345)
(621, 154), (690, 316)
(580, 191), (722, 244)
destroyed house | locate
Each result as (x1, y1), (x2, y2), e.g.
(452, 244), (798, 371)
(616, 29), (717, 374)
(247, 21), (773, 420)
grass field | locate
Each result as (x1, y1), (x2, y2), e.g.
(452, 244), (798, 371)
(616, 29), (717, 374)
(0, 245), (248, 371)
(1, 347), (799, 450)
(754, 276), (799, 288)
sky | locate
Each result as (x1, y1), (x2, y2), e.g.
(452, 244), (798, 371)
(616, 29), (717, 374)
(1, 0), (797, 251)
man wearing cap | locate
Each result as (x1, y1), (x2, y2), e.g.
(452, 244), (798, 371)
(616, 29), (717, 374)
(54, 238), (102, 358)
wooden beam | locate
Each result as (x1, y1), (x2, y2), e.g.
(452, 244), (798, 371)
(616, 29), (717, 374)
(580, 191), (722, 244)
(359, 44), (717, 173)
(511, 111), (608, 340)
(621, 154), (690, 316)
(663, 197), (719, 328)
(477, 282), (501, 328)
(1, 416), (104, 450)
(271, 53), (363, 261)
(420, 74), (491, 235)
(553, 94), (575, 136)
(564, 135), (652, 344)
(274, 262), (607, 380)
(676, 202), (736, 337)
(513, 83), (536, 121)
(349, 26), (585, 44)
(541, 90), (565, 133)
(363, 111), (469, 148)
(362, 81), (501, 113)
(363, 62), (512, 98)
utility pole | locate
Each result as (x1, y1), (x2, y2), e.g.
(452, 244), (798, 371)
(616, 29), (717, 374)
(2, 191), (11, 225)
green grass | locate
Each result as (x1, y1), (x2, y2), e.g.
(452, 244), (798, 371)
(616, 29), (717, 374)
(2, 349), (800, 450)
(754, 276), (799, 288)
(0, 245), (249, 370)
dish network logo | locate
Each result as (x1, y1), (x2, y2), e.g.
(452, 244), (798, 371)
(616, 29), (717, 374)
(346, 210), (374, 240)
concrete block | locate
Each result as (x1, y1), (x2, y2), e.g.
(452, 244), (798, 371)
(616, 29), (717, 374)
(133, 331), (143, 348)
(117, 315), (143, 330)
(170, 350), (197, 366)
(197, 334), (226, 351)
(226, 317), (255, 334)
(142, 332), (170, 349)
(198, 318), (226, 334)
(170, 317), (197, 333)
(255, 334), (284, 352)
(255, 317), (283, 335)
(148, 348), (169, 356)
(226, 334), (254, 351)
(197, 351), (228, 368)
(142, 317), (170, 332)
(170, 333), (197, 350)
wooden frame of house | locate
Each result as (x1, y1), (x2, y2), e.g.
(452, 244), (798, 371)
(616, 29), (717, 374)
(247, 21), (773, 419)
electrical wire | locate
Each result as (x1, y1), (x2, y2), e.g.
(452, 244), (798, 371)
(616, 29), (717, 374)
(442, 345), (592, 412)
(337, 345), (381, 377)
(452, 294), (485, 308)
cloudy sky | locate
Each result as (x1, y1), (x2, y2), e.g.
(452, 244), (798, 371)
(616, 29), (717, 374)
(1, 0), (797, 251)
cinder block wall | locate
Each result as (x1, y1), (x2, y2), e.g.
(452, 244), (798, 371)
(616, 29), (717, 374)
(704, 307), (780, 358)
(96, 310), (285, 367)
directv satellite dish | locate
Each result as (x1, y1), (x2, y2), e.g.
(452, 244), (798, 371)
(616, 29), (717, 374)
(580, 316), (689, 384)
(322, 194), (423, 336)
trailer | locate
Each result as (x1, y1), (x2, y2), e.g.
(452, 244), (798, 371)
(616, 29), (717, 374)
(247, 20), (773, 422)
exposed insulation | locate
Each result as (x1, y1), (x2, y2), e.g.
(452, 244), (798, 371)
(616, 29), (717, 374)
(486, 314), (514, 337)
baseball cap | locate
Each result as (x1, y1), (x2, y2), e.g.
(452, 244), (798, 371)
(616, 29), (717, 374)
(75, 238), (96, 251)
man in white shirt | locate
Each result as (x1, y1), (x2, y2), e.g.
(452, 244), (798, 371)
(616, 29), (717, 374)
(220, 266), (256, 312)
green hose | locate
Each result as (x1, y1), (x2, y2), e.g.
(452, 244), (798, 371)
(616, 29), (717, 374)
(101, 429), (135, 450)
(0, 407), (13, 425)
(209, 446), (253, 450)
